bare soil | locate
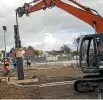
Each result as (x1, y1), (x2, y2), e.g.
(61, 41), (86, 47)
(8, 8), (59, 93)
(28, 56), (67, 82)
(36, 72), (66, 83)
(0, 65), (99, 99)
(0, 82), (98, 99)
(12, 65), (83, 78)
(0, 82), (41, 99)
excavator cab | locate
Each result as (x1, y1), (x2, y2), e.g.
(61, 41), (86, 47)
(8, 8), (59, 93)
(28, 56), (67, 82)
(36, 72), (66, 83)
(79, 34), (103, 74)
(73, 34), (103, 93)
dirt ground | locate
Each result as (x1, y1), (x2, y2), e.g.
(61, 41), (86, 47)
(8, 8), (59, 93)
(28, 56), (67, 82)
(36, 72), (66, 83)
(0, 82), (98, 99)
(0, 65), (100, 99)
(11, 65), (83, 78)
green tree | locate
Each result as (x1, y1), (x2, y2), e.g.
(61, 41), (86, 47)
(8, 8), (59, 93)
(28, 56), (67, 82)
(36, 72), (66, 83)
(47, 50), (58, 56)
(27, 46), (34, 51)
(34, 50), (40, 57)
(0, 52), (3, 60)
(61, 44), (71, 54)
(38, 50), (44, 56)
(71, 50), (78, 56)
(1, 50), (5, 58)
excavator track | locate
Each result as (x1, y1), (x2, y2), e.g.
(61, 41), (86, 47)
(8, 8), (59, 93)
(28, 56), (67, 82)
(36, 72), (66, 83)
(83, 74), (102, 78)
(74, 77), (103, 93)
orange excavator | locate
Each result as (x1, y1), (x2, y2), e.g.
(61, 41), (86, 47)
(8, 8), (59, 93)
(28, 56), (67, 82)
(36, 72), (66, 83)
(16, 0), (103, 93)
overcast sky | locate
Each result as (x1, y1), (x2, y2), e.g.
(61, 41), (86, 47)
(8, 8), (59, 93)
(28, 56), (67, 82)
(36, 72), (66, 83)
(0, 0), (103, 52)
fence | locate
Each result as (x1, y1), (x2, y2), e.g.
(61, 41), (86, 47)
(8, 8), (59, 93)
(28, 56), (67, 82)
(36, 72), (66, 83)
(23, 55), (79, 68)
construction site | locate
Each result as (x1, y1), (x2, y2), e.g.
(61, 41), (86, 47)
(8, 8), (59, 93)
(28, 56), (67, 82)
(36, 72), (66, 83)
(0, 0), (103, 99)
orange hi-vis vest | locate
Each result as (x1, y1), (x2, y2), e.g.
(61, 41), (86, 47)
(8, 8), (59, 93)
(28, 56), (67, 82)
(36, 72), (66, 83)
(4, 61), (10, 72)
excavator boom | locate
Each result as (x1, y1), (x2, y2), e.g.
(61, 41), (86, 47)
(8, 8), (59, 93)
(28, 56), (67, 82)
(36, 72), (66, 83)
(16, 0), (103, 33)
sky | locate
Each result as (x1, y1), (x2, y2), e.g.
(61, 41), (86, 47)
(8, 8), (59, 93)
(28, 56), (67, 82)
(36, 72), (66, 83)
(0, 0), (103, 51)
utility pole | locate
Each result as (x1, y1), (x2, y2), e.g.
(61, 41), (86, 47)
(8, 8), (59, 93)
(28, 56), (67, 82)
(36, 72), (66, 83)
(14, 12), (24, 80)
(3, 26), (7, 64)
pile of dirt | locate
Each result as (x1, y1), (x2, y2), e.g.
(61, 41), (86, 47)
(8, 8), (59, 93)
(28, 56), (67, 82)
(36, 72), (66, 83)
(0, 82), (42, 99)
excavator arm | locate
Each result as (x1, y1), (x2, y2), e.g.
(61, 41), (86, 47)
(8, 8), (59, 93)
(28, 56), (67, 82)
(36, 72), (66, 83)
(16, 0), (103, 33)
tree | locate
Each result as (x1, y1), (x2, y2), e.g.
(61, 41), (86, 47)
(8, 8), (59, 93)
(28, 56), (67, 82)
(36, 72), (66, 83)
(1, 50), (5, 59)
(73, 35), (82, 51)
(10, 47), (15, 53)
(61, 44), (71, 54)
(74, 37), (81, 45)
(38, 50), (44, 56)
(54, 50), (64, 55)
(0, 52), (3, 60)
(71, 50), (78, 56)
(34, 50), (40, 57)
(22, 46), (27, 51)
(27, 46), (34, 51)
(47, 50), (56, 56)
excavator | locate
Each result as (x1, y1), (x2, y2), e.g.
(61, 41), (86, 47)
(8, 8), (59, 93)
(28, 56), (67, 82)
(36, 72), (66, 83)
(16, 0), (103, 93)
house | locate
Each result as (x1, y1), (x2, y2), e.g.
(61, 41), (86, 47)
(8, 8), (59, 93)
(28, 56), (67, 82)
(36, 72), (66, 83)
(40, 51), (58, 61)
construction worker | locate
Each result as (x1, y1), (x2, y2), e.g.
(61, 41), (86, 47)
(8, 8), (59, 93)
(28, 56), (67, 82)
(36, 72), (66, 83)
(4, 58), (12, 83)
(27, 58), (31, 68)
